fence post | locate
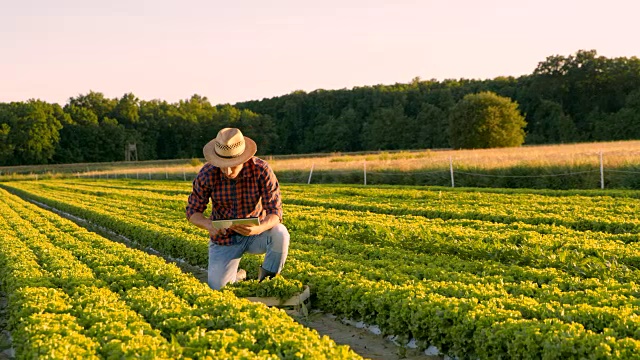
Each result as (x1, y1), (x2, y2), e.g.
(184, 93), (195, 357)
(165, 167), (168, 180)
(136, 171), (139, 180)
(600, 151), (604, 189)
(307, 164), (314, 184)
(450, 156), (455, 188)
(148, 171), (151, 180)
(183, 170), (186, 181)
(364, 160), (367, 185)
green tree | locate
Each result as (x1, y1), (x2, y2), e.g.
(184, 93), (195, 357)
(137, 99), (173, 160)
(1, 100), (63, 164)
(415, 103), (449, 148)
(111, 93), (140, 128)
(526, 100), (578, 144)
(67, 91), (116, 121)
(237, 110), (278, 155)
(449, 91), (526, 149)
(361, 105), (410, 150)
(97, 117), (127, 161)
(0, 123), (13, 164)
(604, 90), (640, 140)
(314, 108), (360, 152)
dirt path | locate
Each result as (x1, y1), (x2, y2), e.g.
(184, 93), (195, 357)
(0, 288), (14, 360)
(19, 197), (442, 360)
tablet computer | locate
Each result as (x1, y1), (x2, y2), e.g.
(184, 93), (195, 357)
(211, 217), (260, 229)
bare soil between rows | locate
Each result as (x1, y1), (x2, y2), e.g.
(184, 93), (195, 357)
(17, 196), (442, 360)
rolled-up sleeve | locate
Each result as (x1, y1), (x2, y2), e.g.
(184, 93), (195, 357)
(186, 169), (211, 220)
(260, 166), (283, 221)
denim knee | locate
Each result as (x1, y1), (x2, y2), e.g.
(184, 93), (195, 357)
(270, 223), (290, 252)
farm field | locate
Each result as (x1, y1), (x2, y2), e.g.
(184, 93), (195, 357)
(2, 179), (640, 359)
(0, 187), (358, 359)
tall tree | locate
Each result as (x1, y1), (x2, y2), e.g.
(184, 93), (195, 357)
(362, 105), (410, 150)
(0, 123), (13, 165)
(449, 91), (526, 149)
(604, 90), (640, 140)
(67, 91), (116, 121)
(415, 103), (449, 148)
(111, 93), (140, 128)
(1, 100), (63, 165)
(314, 108), (360, 152)
(527, 100), (578, 144)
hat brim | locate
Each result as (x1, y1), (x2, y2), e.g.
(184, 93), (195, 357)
(203, 136), (257, 167)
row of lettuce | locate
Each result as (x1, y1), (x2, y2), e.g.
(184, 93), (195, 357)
(3, 180), (640, 358)
(9, 181), (640, 282)
(38, 180), (640, 233)
(0, 188), (359, 359)
(283, 185), (640, 234)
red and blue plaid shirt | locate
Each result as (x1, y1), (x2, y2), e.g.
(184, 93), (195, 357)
(186, 157), (283, 245)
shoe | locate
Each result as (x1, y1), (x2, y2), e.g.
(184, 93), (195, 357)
(258, 266), (278, 282)
(236, 269), (247, 282)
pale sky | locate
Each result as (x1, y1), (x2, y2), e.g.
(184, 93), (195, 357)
(1, 0), (638, 106)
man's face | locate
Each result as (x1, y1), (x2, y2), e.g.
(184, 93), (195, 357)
(220, 163), (243, 179)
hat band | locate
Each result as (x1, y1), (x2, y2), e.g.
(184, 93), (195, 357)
(214, 149), (244, 159)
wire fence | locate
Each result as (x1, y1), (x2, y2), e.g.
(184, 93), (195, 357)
(274, 152), (640, 190)
(2, 153), (640, 190)
(275, 167), (640, 189)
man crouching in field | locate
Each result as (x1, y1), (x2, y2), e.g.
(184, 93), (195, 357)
(185, 127), (289, 290)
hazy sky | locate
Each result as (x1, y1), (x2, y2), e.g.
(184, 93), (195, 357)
(1, 0), (638, 106)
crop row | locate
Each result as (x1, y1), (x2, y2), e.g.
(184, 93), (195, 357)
(282, 185), (640, 234)
(0, 189), (358, 359)
(4, 180), (640, 358)
(6, 181), (640, 283)
(12, 182), (640, 306)
(4, 181), (638, 307)
(48, 179), (640, 234)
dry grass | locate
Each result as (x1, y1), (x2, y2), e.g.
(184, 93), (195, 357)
(1, 141), (639, 181)
(266, 141), (640, 173)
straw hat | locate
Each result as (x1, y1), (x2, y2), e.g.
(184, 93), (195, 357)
(203, 128), (257, 167)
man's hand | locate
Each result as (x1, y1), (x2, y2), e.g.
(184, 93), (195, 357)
(189, 212), (227, 239)
(208, 223), (227, 238)
(229, 214), (281, 236)
(229, 223), (262, 236)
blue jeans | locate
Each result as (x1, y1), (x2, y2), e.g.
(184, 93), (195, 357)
(208, 223), (290, 290)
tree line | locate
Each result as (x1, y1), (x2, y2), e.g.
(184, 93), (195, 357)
(237, 49), (640, 154)
(1, 50), (639, 166)
(0, 94), (277, 166)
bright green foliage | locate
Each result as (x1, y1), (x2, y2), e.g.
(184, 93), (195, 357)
(0, 100), (64, 165)
(4, 180), (640, 359)
(449, 91), (527, 149)
(227, 277), (304, 300)
(0, 188), (360, 359)
(527, 100), (578, 144)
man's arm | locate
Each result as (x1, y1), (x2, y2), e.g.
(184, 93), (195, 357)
(189, 212), (226, 238)
(186, 165), (217, 236)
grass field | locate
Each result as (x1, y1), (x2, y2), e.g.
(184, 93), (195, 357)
(2, 140), (639, 181)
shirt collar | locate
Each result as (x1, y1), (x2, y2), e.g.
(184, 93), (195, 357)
(215, 157), (255, 181)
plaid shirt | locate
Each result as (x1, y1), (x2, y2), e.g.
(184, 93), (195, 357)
(186, 157), (283, 245)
